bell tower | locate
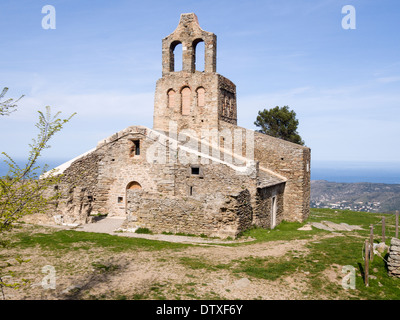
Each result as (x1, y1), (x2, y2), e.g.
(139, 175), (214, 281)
(153, 13), (237, 134)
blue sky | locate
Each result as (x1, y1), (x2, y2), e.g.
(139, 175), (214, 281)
(1, 0), (399, 172)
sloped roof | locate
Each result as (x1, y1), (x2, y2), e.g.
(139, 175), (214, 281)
(42, 125), (286, 187)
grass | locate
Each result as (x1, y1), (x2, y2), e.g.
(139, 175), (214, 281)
(135, 227), (153, 234)
(91, 262), (119, 273)
(237, 220), (323, 243)
(10, 229), (190, 252)
(176, 209), (400, 299)
(3, 208), (400, 300)
(162, 231), (210, 238)
(234, 209), (400, 299)
(179, 257), (231, 272)
(234, 256), (299, 281)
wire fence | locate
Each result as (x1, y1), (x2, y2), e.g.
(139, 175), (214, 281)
(362, 210), (399, 287)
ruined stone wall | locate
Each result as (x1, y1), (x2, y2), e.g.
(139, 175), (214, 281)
(388, 238), (400, 278)
(253, 131), (310, 222)
(127, 188), (252, 238)
(41, 151), (102, 225)
(95, 128), (179, 217)
(253, 183), (285, 229)
(219, 122), (311, 222)
(173, 162), (256, 198)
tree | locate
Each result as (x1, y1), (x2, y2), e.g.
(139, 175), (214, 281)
(0, 87), (23, 116)
(254, 105), (305, 145)
(0, 88), (75, 298)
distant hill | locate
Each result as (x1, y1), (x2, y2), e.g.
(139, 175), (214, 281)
(311, 180), (400, 213)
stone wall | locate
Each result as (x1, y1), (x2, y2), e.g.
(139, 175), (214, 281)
(219, 121), (310, 223)
(388, 237), (400, 278)
(161, 13), (216, 75)
(253, 130), (310, 222)
(253, 183), (285, 229)
(41, 151), (101, 225)
(126, 188), (252, 238)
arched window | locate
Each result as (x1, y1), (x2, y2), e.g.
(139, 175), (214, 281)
(193, 39), (205, 72)
(170, 41), (182, 72)
(197, 87), (205, 107)
(167, 89), (175, 108)
(126, 181), (142, 190)
(181, 87), (191, 115)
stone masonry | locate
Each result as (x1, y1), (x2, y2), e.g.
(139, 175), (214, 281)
(40, 13), (311, 238)
(388, 238), (400, 278)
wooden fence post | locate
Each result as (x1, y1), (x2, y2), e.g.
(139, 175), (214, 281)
(364, 239), (369, 287)
(396, 210), (399, 239)
(369, 225), (374, 261)
(382, 217), (386, 243)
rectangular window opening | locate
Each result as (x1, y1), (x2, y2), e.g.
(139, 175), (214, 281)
(191, 167), (200, 175)
(130, 140), (141, 157)
(134, 140), (140, 156)
(118, 197), (123, 203)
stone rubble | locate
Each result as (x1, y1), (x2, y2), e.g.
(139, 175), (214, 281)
(388, 238), (400, 278)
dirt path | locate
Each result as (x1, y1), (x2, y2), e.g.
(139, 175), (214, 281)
(0, 223), (345, 300)
(55, 217), (255, 245)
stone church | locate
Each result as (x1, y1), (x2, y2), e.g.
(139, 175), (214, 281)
(44, 13), (311, 238)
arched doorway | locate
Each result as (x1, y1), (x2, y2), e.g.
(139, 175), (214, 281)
(127, 181), (142, 190)
(125, 181), (142, 216)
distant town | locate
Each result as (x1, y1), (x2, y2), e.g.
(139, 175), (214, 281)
(311, 180), (400, 213)
(311, 200), (381, 212)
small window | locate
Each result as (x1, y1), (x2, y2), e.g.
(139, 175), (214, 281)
(134, 141), (140, 155)
(191, 167), (200, 175)
(197, 87), (205, 107)
(189, 186), (193, 196)
(130, 140), (140, 157)
(118, 197), (123, 203)
(181, 87), (191, 115)
(167, 89), (176, 108)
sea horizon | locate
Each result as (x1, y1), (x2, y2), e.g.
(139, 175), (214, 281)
(311, 160), (400, 184)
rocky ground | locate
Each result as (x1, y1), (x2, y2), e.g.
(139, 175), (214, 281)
(0, 218), (357, 301)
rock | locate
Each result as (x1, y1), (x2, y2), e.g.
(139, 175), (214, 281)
(388, 261), (400, 267)
(311, 221), (362, 232)
(298, 224), (312, 231)
(390, 245), (400, 253)
(388, 254), (400, 262)
(391, 238), (400, 247)
(388, 240), (400, 277)
(322, 221), (351, 231)
(340, 223), (363, 231)
(62, 285), (82, 295)
(374, 242), (388, 254)
(53, 215), (63, 225)
(311, 222), (334, 232)
(234, 278), (251, 289)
